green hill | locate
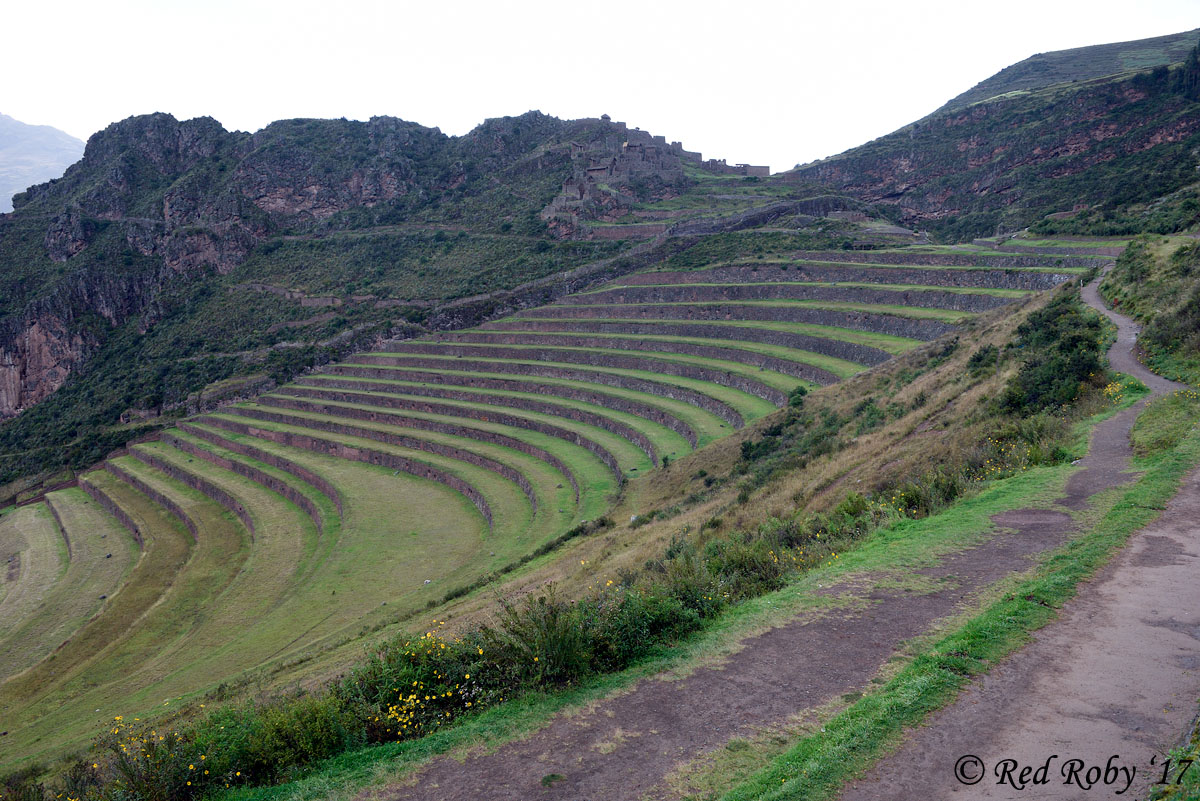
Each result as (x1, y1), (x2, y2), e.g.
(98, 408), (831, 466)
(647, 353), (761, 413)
(789, 34), (1200, 240)
(937, 27), (1200, 112)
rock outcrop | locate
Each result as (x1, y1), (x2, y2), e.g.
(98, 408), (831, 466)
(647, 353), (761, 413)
(0, 111), (577, 418)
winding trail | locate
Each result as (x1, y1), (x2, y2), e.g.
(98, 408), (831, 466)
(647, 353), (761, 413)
(839, 272), (1199, 800)
(365, 274), (1196, 801)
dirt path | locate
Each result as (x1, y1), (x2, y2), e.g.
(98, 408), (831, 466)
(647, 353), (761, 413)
(839, 273), (1198, 801)
(365, 275), (1192, 801)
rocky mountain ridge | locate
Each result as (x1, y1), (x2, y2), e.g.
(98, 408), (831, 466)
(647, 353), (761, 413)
(789, 32), (1200, 239)
(0, 111), (601, 419)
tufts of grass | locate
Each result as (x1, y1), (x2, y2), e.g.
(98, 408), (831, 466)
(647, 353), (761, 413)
(1132, 388), (1200, 460)
(719, 426), (1200, 801)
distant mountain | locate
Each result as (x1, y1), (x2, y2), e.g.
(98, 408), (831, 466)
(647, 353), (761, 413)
(0, 113), (84, 212)
(789, 31), (1200, 239)
(936, 28), (1200, 114)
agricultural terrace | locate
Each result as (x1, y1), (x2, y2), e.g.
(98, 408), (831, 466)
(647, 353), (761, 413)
(0, 243), (1106, 764)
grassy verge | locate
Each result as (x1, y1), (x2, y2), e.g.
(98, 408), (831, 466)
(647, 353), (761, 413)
(717, 427), (1200, 801)
(1152, 714), (1200, 799)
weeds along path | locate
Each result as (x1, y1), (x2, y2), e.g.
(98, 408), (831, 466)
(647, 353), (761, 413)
(365, 275), (1184, 801)
(838, 271), (1197, 801)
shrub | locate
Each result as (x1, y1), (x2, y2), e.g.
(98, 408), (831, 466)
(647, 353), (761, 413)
(966, 344), (1000, 376)
(237, 695), (355, 782)
(591, 590), (699, 670)
(1001, 292), (1104, 414)
(482, 589), (593, 686)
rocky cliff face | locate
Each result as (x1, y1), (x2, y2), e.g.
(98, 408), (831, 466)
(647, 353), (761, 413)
(0, 111), (623, 418)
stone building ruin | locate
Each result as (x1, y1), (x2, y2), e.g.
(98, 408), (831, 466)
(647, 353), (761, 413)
(541, 115), (770, 233)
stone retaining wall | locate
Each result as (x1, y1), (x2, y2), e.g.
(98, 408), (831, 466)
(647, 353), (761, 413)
(971, 239), (1124, 257)
(223, 406), (539, 513)
(421, 203), (806, 333)
(258, 394), (580, 502)
(422, 335), (841, 386)
(160, 431), (328, 535)
(790, 250), (1110, 268)
(316, 363), (697, 449)
(614, 264), (1072, 291)
(329, 360), (744, 429)
(364, 348), (788, 406)
(480, 320), (893, 367)
(291, 369), (661, 463)
(41, 494), (73, 560)
(78, 475), (145, 547)
(176, 422), (345, 517)
(560, 283), (1011, 312)
(197, 415), (494, 529)
(585, 223), (669, 241)
(103, 461), (203, 542)
(278, 381), (625, 482)
(522, 302), (957, 341)
(125, 449), (254, 540)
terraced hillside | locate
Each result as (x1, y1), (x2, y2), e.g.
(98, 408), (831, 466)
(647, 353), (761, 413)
(0, 243), (1107, 765)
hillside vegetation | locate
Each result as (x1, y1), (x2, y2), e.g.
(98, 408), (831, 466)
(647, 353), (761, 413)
(1101, 235), (1200, 384)
(937, 27), (1200, 112)
(3, 26), (1200, 801)
(0, 237), (1112, 798)
(790, 37), (1200, 240)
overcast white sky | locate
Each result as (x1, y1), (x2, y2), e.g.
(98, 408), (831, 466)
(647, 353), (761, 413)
(4, 0), (1198, 171)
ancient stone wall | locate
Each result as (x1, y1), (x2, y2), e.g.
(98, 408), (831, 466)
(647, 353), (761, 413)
(160, 431), (327, 534)
(41, 494), (73, 560)
(124, 449), (254, 540)
(103, 461), (203, 542)
(526, 302), (958, 340)
(324, 360), (742, 428)
(430, 334), (841, 386)
(616, 264), (1072, 291)
(308, 365), (696, 448)
(972, 239), (1125, 257)
(196, 415), (494, 529)
(258, 393), (580, 502)
(480, 320), (893, 366)
(78, 475), (145, 547)
(175, 422), (344, 516)
(361, 346), (787, 405)
(585, 224), (669, 241)
(558, 283), (1012, 311)
(276, 381), (625, 482)
(281, 373), (660, 465)
(790, 251), (1109, 269)
(225, 407), (539, 512)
